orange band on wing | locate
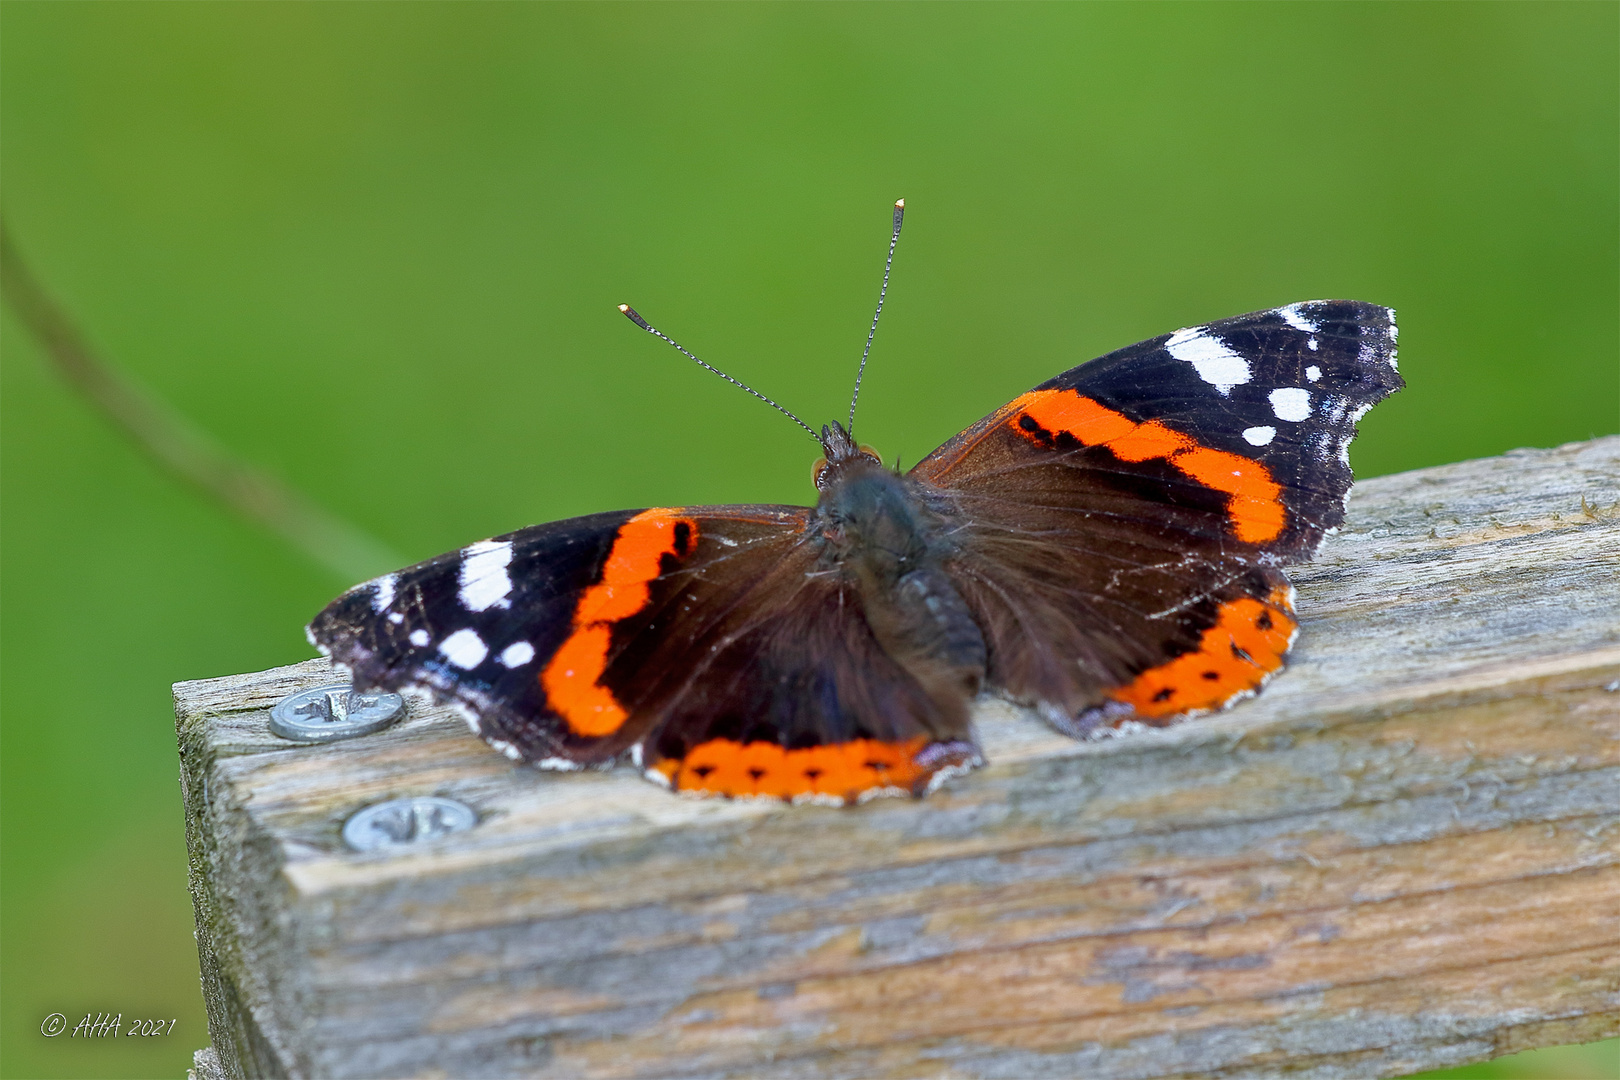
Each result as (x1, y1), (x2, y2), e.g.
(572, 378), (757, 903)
(659, 736), (933, 801)
(541, 508), (698, 736)
(1109, 587), (1297, 719)
(1011, 390), (1286, 543)
(540, 626), (625, 735)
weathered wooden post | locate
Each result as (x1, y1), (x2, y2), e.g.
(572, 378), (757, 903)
(178, 437), (1620, 1079)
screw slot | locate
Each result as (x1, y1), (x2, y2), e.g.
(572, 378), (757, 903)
(342, 796), (478, 851)
(269, 683), (405, 743)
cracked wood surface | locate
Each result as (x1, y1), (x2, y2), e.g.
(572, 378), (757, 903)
(174, 436), (1620, 1080)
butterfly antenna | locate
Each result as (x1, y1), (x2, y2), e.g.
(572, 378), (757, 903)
(847, 198), (905, 436)
(619, 304), (820, 441)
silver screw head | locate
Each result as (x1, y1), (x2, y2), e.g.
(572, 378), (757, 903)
(342, 796), (478, 852)
(269, 683), (405, 743)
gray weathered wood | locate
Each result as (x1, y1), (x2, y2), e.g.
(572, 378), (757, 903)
(175, 437), (1620, 1080)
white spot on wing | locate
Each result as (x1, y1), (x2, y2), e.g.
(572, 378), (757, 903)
(458, 540), (514, 612)
(791, 791), (846, 807)
(714, 536), (738, 548)
(1307, 338), (1319, 351)
(440, 628), (488, 669)
(1362, 339), (1399, 373)
(408, 629), (431, 647)
(1165, 327), (1251, 395)
(485, 738), (526, 762)
(498, 641), (535, 668)
(1242, 425), (1277, 446)
(1269, 387), (1312, 422)
(1305, 365), (1322, 382)
(923, 760), (979, 796)
(370, 573), (397, 612)
(856, 785), (910, 804)
(433, 696), (484, 735)
(387, 612), (404, 625)
(1277, 303), (1318, 333)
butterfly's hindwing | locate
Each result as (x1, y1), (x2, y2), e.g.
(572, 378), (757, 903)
(629, 555), (981, 802)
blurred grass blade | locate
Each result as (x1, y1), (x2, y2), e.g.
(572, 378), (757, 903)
(1, 220), (403, 584)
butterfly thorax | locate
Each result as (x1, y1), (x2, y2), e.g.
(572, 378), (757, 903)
(812, 441), (986, 730)
(813, 421), (922, 571)
(813, 457), (930, 571)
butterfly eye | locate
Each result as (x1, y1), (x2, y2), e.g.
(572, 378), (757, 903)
(811, 457), (829, 489)
(858, 444), (883, 466)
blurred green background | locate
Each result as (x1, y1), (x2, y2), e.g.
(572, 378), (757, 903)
(2, 4), (1615, 1078)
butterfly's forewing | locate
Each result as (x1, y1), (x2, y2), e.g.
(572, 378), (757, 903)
(310, 507), (705, 766)
(912, 300), (1402, 731)
(310, 504), (977, 799)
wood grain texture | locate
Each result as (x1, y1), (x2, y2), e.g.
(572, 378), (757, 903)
(175, 437), (1620, 1080)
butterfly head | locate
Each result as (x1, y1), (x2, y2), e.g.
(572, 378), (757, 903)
(812, 421), (884, 491)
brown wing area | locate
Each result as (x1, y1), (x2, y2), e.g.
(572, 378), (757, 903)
(911, 395), (1299, 733)
(539, 505), (980, 801)
(633, 566), (980, 802)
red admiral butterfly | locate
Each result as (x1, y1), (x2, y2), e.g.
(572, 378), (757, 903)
(309, 201), (1402, 804)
